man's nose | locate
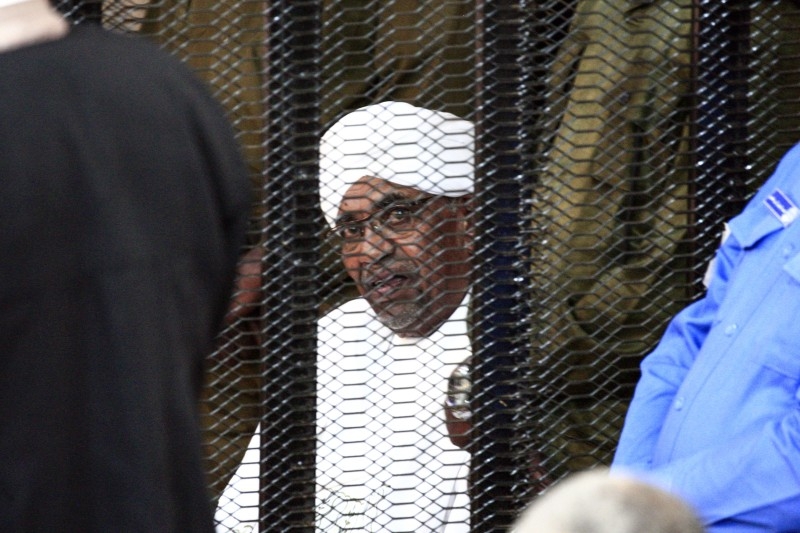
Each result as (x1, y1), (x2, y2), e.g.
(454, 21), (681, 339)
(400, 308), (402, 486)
(357, 224), (394, 258)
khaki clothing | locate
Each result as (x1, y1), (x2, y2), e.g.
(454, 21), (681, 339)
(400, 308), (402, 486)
(138, 2), (267, 220)
(318, 0), (477, 125)
(532, 0), (695, 476)
(536, 0), (800, 478)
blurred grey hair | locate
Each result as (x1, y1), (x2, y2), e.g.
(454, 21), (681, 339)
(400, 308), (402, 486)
(512, 469), (705, 533)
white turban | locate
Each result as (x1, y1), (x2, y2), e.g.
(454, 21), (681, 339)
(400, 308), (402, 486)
(319, 101), (474, 227)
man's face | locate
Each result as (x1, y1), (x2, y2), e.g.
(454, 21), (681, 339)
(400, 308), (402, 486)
(333, 176), (473, 338)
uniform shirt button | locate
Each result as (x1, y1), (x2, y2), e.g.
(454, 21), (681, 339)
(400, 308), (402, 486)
(724, 323), (738, 336)
(674, 397), (684, 410)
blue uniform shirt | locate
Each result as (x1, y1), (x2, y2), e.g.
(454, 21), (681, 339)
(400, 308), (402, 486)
(613, 143), (800, 532)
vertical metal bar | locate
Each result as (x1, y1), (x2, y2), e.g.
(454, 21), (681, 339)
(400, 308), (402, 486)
(691, 0), (751, 289)
(259, 1), (321, 531)
(470, 1), (550, 530)
(55, 0), (102, 23)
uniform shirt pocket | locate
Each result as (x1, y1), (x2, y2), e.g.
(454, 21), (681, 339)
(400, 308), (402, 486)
(752, 251), (800, 379)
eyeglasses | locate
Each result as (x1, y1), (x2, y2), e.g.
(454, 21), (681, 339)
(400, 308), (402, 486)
(326, 196), (437, 250)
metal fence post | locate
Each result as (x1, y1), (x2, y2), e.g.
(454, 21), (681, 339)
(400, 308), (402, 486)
(259, 1), (322, 531)
(470, 1), (552, 530)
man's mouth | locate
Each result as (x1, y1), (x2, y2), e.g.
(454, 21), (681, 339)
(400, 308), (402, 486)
(366, 273), (410, 298)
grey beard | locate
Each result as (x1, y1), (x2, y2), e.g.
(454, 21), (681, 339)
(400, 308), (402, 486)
(377, 302), (423, 334)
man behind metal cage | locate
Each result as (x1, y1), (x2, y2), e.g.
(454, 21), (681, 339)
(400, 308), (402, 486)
(316, 101), (473, 532)
(0, 0), (250, 531)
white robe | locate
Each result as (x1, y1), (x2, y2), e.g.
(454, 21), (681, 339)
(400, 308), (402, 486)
(316, 296), (471, 532)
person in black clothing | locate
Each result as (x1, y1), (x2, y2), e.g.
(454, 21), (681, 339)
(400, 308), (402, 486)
(0, 1), (250, 531)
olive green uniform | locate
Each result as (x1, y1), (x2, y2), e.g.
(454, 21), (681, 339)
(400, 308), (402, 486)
(532, 0), (694, 476)
(536, 0), (800, 478)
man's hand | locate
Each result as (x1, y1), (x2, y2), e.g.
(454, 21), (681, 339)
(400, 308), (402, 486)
(443, 359), (552, 491)
(444, 361), (471, 449)
(225, 246), (262, 322)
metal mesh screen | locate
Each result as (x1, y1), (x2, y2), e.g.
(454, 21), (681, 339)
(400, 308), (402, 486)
(56, 1), (800, 531)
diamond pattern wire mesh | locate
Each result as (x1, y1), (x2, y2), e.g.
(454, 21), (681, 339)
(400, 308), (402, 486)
(54, 1), (800, 531)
